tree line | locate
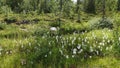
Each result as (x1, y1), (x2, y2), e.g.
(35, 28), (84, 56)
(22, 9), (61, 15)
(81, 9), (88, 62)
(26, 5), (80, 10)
(0, 0), (119, 12)
(0, 0), (120, 19)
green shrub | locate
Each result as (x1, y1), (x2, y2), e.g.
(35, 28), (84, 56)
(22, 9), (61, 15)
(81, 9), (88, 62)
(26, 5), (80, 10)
(34, 27), (50, 36)
(49, 22), (60, 27)
(0, 22), (6, 30)
(113, 15), (120, 56)
(90, 18), (113, 29)
(0, 5), (13, 14)
(98, 18), (113, 29)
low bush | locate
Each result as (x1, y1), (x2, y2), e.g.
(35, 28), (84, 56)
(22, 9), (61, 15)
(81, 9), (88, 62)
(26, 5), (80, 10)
(98, 18), (113, 29)
(0, 22), (6, 30)
(90, 18), (113, 29)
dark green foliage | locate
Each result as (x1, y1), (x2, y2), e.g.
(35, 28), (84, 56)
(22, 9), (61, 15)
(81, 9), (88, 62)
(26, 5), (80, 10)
(49, 19), (62, 27)
(32, 18), (40, 23)
(91, 18), (113, 29)
(34, 28), (49, 36)
(117, 0), (120, 11)
(98, 18), (113, 29)
(85, 0), (95, 13)
(6, 0), (23, 12)
(39, 0), (53, 13)
(76, 0), (81, 23)
(63, 0), (74, 18)
(0, 23), (6, 30)
(29, 0), (40, 11)
(49, 22), (60, 27)
(4, 17), (17, 24)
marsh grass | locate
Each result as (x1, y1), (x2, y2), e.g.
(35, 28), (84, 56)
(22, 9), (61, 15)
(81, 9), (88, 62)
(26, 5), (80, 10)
(0, 13), (120, 68)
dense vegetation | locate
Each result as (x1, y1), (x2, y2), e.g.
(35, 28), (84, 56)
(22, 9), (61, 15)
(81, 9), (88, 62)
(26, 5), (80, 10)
(0, 0), (120, 68)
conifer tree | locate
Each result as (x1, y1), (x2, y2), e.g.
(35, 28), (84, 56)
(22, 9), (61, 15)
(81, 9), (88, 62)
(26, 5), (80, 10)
(77, 0), (81, 23)
(117, 0), (120, 11)
(86, 0), (95, 13)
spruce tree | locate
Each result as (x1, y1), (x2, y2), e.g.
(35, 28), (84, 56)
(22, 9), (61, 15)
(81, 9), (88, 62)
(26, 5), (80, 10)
(117, 0), (120, 11)
(86, 0), (95, 13)
(102, 0), (106, 19)
(77, 0), (81, 23)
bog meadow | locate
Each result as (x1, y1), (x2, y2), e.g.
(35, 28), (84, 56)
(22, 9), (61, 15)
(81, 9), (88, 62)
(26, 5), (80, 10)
(0, 0), (120, 68)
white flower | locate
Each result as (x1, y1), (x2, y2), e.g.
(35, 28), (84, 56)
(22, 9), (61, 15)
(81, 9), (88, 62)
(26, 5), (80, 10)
(78, 49), (83, 54)
(0, 52), (1, 55)
(56, 36), (59, 42)
(62, 45), (64, 48)
(92, 33), (95, 36)
(20, 28), (28, 32)
(66, 55), (69, 59)
(93, 44), (96, 47)
(73, 37), (76, 41)
(93, 35), (96, 39)
(73, 48), (77, 54)
(59, 49), (63, 55)
(45, 55), (47, 57)
(96, 41), (98, 44)
(49, 51), (52, 55)
(49, 42), (51, 45)
(108, 29), (111, 32)
(89, 56), (92, 58)
(72, 40), (75, 44)
(103, 40), (105, 43)
(87, 41), (90, 44)
(107, 40), (110, 43)
(84, 38), (87, 42)
(29, 42), (31, 46)
(21, 45), (24, 48)
(77, 44), (81, 49)
(42, 36), (45, 39)
(102, 43), (105, 46)
(106, 47), (109, 51)
(112, 40), (114, 43)
(70, 37), (72, 40)
(110, 46), (113, 50)
(90, 46), (93, 52)
(31, 61), (34, 64)
(96, 51), (99, 55)
(38, 43), (40, 46)
(98, 46), (101, 48)
(100, 49), (103, 51)
(119, 37), (120, 41)
(72, 55), (75, 58)
(78, 37), (81, 40)
(68, 43), (70, 46)
(99, 42), (104, 46)
(73, 32), (76, 35)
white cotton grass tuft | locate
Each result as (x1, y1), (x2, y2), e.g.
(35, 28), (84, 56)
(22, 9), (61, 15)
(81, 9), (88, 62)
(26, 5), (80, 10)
(73, 48), (77, 54)
(119, 37), (120, 41)
(66, 55), (69, 59)
(77, 44), (81, 49)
